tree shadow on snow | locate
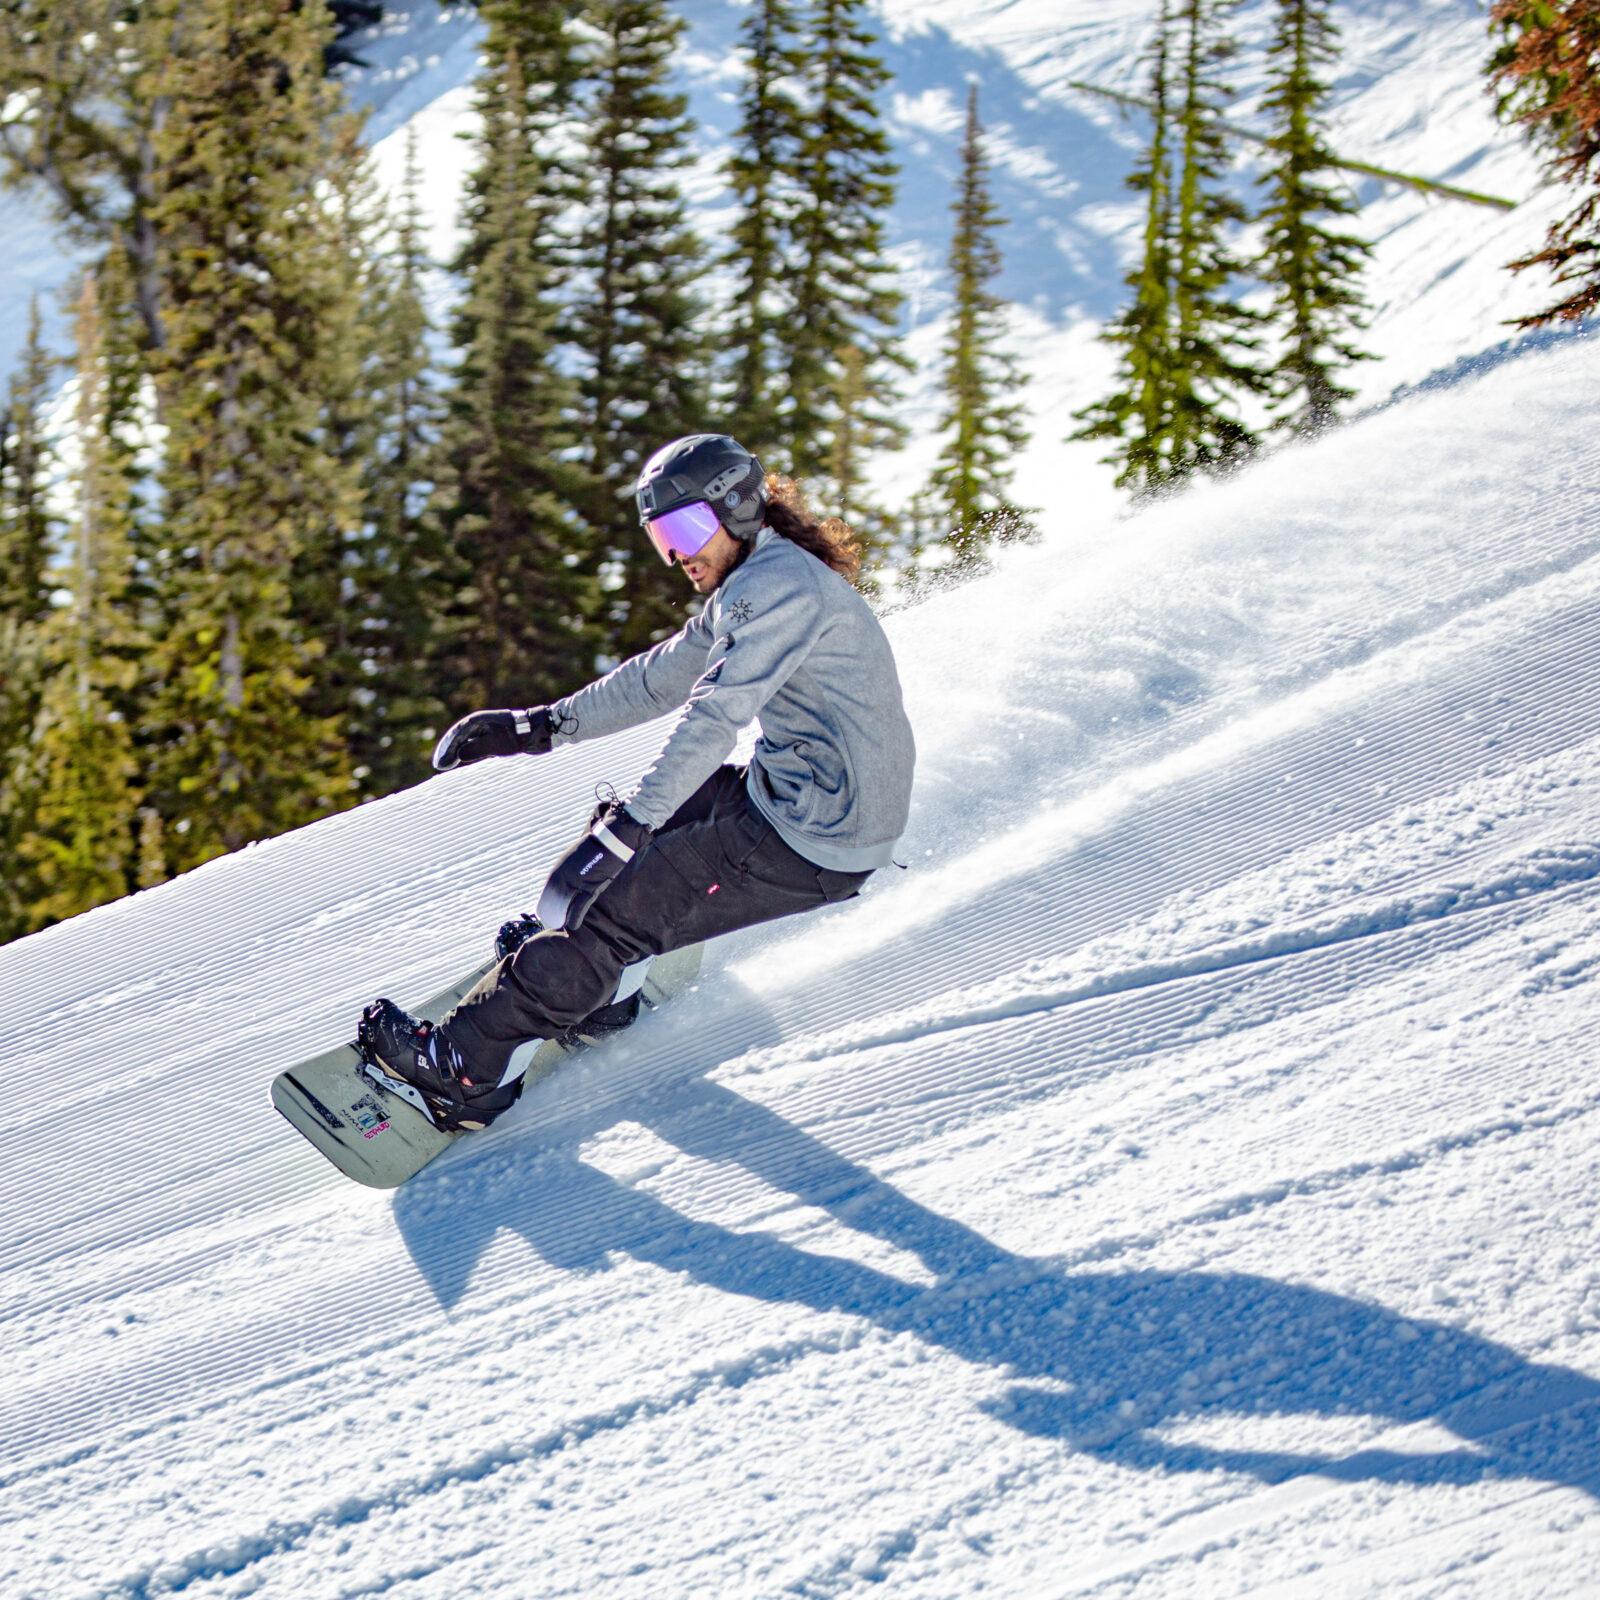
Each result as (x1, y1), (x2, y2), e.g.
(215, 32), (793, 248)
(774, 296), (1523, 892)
(391, 976), (1600, 1503)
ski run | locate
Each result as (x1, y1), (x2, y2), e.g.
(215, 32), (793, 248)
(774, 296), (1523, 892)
(2, 315), (1599, 1597)
(7, 0), (1600, 1592)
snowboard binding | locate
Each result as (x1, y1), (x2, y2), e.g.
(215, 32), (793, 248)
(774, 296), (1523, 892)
(354, 999), (519, 1133)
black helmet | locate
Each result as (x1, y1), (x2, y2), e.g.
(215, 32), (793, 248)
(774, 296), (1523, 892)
(634, 434), (768, 544)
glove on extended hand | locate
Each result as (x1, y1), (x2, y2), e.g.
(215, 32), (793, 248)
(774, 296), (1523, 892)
(536, 802), (652, 932)
(432, 706), (554, 771)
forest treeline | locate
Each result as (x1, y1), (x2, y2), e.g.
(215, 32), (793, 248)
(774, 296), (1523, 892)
(0, 0), (1031, 941)
(0, 0), (1596, 944)
(1072, 0), (1600, 496)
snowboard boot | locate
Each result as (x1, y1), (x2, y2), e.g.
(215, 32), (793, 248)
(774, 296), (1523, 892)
(494, 911), (544, 962)
(356, 999), (520, 1132)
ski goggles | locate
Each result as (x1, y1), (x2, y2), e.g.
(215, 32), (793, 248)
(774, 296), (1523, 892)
(643, 499), (721, 565)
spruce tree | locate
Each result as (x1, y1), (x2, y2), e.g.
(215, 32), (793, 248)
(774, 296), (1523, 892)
(1072, 0), (1263, 494)
(1071, 3), (1181, 494)
(0, 298), (56, 627)
(355, 128), (450, 793)
(21, 271), (144, 928)
(1490, 1), (1600, 325)
(1257, 0), (1371, 434)
(296, 116), (444, 801)
(926, 85), (1031, 564)
(572, 0), (712, 662)
(721, 0), (808, 457)
(1168, 0), (1265, 474)
(0, 2), (182, 353)
(0, 299), (60, 941)
(142, 0), (359, 873)
(785, 0), (907, 500)
(434, 2), (598, 712)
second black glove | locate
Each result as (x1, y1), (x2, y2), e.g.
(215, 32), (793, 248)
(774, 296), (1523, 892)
(432, 706), (554, 771)
(535, 802), (653, 931)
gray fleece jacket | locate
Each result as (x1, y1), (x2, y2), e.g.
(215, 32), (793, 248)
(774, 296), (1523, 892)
(550, 526), (915, 872)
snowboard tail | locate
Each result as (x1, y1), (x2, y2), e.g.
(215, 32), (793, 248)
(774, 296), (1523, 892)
(270, 943), (703, 1189)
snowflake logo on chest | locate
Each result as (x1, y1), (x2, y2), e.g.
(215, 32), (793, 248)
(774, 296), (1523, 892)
(725, 597), (754, 626)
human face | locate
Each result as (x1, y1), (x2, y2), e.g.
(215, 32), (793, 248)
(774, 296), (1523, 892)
(643, 499), (722, 565)
(677, 523), (743, 594)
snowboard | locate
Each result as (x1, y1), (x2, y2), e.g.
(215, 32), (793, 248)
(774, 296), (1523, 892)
(270, 941), (704, 1189)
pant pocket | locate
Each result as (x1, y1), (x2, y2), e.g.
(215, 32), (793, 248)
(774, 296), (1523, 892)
(816, 866), (871, 904)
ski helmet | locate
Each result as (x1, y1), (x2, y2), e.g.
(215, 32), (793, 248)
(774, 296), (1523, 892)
(634, 434), (768, 548)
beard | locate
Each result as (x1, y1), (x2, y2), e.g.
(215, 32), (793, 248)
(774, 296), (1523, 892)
(684, 536), (743, 593)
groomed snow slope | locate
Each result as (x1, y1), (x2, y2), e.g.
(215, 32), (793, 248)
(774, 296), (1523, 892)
(5, 332), (1600, 1597)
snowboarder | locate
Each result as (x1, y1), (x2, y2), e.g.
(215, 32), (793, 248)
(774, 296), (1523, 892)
(356, 434), (917, 1131)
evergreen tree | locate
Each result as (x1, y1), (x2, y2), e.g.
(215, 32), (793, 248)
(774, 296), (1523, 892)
(1168, 0), (1265, 474)
(295, 115), (444, 801)
(0, 298), (57, 627)
(785, 0), (907, 501)
(1490, 1), (1600, 325)
(1071, 2), (1181, 494)
(142, 0), (359, 873)
(0, 299), (60, 941)
(294, 114), (386, 798)
(572, 0), (712, 662)
(925, 85), (1032, 564)
(354, 128), (450, 793)
(21, 271), (144, 928)
(1257, 0), (1371, 434)
(825, 339), (881, 537)
(1072, 0), (1264, 494)
(721, 0), (808, 457)
(0, 2), (182, 354)
(434, 2), (599, 712)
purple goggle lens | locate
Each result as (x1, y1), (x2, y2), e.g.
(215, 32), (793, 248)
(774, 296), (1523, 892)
(644, 500), (721, 565)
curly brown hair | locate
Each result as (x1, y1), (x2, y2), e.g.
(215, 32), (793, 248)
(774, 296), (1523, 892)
(761, 474), (862, 581)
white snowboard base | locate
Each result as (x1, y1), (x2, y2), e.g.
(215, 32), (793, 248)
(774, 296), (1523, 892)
(271, 943), (704, 1189)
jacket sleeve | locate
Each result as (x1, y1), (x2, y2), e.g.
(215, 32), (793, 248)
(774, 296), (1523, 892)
(622, 561), (823, 829)
(548, 611), (713, 744)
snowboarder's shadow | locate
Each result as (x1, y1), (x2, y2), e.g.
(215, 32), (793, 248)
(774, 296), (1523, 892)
(391, 976), (1600, 1502)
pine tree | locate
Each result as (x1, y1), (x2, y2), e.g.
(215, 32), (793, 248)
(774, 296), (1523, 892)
(294, 114), (387, 799)
(142, 0), (359, 873)
(925, 85), (1032, 564)
(825, 338), (881, 536)
(296, 116), (443, 801)
(1257, 0), (1371, 434)
(0, 2), (182, 354)
(354, 128), (449, 794)
(572, 0), (712, 663)
(784, 0), (907, 498)
(1490, 1), (1600, 325)
(434, 1), (599, 712)
(0, 299), (60, 941)
(0, 298), (56, 627)
(1071, 3), (1181, 494)
(721, 0), (808, 457)
(1071, 0), (1263, 494)
(21, 271), (144, 928)
(1168, 0), (1265, 474)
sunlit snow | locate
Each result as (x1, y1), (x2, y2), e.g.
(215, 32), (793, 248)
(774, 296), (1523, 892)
(4, 4), (1600, 1595)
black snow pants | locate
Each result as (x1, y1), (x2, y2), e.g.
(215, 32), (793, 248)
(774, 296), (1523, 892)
(442, 764), (871, 1083)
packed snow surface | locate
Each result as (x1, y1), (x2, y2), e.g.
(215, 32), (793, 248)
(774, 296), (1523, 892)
(4, 325), (1600, 1595)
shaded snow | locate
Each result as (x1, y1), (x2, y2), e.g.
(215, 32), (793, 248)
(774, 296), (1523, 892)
(2, 318), (1599, 1596)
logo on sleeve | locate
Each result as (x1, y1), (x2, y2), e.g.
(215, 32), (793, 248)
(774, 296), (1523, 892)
(726, 597), (754, 625)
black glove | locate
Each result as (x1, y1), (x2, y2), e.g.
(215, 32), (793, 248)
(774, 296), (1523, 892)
(536, 802), (652, 931)
(432, 706), (554, 771)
